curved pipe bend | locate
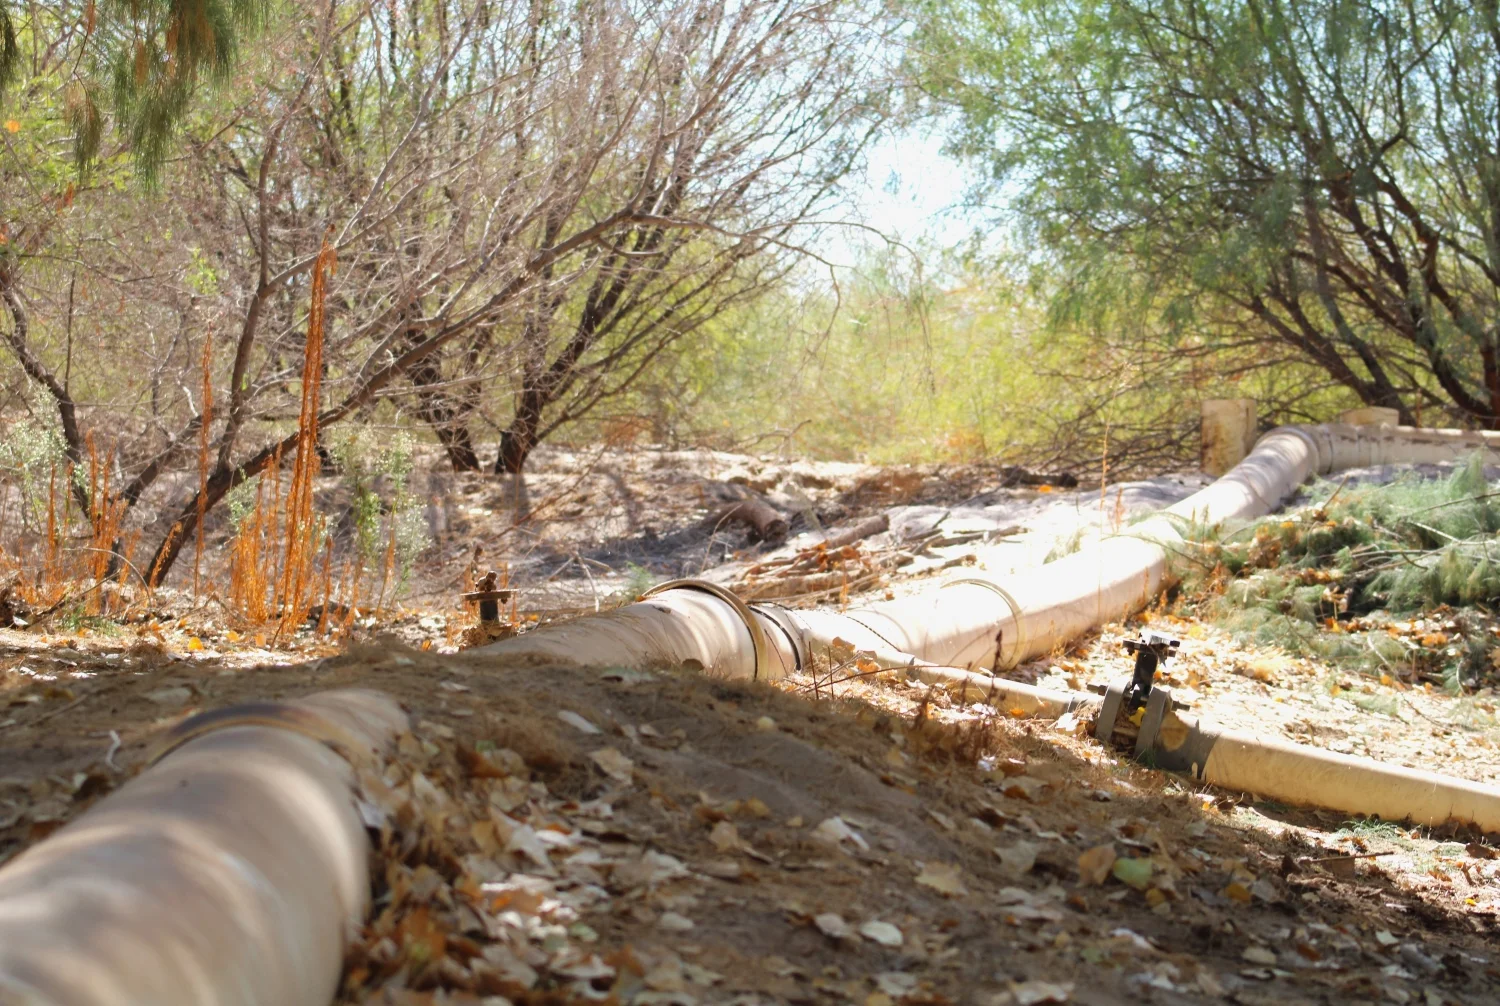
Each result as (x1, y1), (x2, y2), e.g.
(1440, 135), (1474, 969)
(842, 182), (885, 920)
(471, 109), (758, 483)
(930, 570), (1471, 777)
(482, 421), (1500, 834)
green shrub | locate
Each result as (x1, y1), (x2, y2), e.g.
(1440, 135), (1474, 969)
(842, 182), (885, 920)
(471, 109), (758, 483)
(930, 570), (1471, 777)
(1172, 453), (1500, 690)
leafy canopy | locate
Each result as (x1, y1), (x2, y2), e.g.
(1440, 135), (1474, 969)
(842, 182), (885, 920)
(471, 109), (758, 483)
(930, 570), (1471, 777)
(1, 1), (273, 179)
(913, 0), (1500, 426)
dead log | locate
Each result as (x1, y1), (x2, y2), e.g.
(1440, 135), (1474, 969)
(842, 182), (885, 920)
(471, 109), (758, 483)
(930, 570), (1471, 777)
(709, 498), (788, 545)
(735, 570), (882, 602)
(999, 466), (1078, 488)
(816, 513), (889, 550)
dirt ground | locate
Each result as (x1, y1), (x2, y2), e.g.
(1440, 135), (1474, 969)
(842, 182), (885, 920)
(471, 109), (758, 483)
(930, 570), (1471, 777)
(4, 446), (1500, 1005)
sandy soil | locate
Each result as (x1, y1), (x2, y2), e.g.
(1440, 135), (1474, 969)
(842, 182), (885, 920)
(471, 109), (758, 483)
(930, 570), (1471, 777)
(4, 447), (1500, 1005)
(4, 641), (1498, 1006)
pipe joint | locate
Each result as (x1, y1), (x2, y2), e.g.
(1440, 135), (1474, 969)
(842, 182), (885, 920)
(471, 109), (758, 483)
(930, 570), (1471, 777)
(642, 579), (780, 681)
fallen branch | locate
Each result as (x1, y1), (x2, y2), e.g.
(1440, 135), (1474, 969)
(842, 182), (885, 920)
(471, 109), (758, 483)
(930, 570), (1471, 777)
(710, 498), (789, 545)
(816, 513), (889, 551)
(734, 569), (882, 602)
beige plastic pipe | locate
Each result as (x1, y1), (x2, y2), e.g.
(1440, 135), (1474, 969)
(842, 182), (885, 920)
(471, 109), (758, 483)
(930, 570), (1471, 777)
(0, 689), (407, 1006)
(481, 422), (1500, 833)
(488, 424), (1500, 679)
(1151, 708), (1500, 833)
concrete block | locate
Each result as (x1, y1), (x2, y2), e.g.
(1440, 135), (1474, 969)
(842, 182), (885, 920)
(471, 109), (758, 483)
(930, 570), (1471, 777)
(1201, 399), (1258, 476)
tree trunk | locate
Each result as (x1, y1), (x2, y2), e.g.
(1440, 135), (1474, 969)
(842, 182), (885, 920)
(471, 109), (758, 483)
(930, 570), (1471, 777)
(408, 335), (481, 471)
(435, 424), (481, 472)
(494, 387), (544, 474)
(494, 420), (536, 474)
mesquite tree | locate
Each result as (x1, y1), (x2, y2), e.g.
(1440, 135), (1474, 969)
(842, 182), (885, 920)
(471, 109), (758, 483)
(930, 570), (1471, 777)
(916, 0), (1500, 428)
(0, 0), (891, 585)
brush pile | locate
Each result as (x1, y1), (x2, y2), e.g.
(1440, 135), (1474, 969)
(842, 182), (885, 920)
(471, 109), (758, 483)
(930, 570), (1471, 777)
(1172, 453), (1500, 693)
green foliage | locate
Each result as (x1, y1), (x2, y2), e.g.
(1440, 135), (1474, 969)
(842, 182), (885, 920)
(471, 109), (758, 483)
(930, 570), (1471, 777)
(1045, 527), (1087, 563)
(55, 609), (122, 635)
(184, 246), (219, 296)
(911, 0), (1500, 426)
(330, 429), (426, 588)
(105, 0), (275, 181)
(224, 474), (261, 530)
(1336, 818), (1407, 842)
(0, 416), (67, 526)
(388, 504), (429, 594)
(618, 562), (658, 603)
(63, 80), (104, 168)
(598, 246), (1339, 471)
(2, 0), (276, 178)
(1174, 454), (1500, 689)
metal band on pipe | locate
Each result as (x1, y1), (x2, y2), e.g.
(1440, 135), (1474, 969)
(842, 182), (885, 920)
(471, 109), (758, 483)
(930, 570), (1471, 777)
(643, 579), (776, 681)
(941, 577), (1027, 670)
(750, 602), (807, 678)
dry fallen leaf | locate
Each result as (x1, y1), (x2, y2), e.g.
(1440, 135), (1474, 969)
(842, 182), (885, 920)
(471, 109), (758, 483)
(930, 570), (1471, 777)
(996, 841), (1038, 875)
(658, 911), (695, 932)
(557, 710), (601, 734)
(995, 886), (1063, 922)
(590, 747), (635, 784)
(709, 820), (743, 853)
(875, 973), (919, 997)
(915, 861), (968, 897)
(1242, 946), (1277, 966)
(1010, 979), (1072, 1004)
(1077, 844), (1117, 886)
(145, 686), (192, 708)
(741, 797), (772, 819)
(813, 816), (870, 851)
(1001, 776), (1047, 802)
(859, 920), (903, 947)
(1196, 970), (1226, 996)
(551, 953), (615, 982)
(815, 912), (852, 939)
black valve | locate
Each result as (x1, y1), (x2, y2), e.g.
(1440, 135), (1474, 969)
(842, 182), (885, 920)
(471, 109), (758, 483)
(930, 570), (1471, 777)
(462, 570), (515, 626)
(1121, 629), (1180, 711)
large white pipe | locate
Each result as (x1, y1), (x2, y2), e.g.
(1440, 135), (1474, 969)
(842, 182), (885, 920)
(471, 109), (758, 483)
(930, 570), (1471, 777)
(486, 424), (1500, 678)
(0, 690), (407, 1006)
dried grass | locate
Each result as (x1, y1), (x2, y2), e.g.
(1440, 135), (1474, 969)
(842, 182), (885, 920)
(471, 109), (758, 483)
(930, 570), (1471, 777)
(275, 242), (334, 639)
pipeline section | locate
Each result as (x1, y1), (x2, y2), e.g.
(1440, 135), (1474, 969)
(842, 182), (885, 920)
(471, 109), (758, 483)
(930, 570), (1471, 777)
(8, 422), (1500, 1006)
(0, 690), (407, 1006)
(485, 423), (1500, 678)
(480, 422), (1500, 835)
